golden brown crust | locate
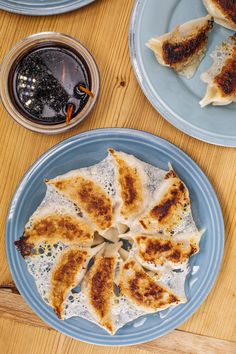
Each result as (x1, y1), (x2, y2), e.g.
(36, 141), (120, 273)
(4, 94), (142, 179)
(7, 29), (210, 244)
(87, 257), (116, 333)
(150, 180), (186, 221)
(119, 259), (179, 311)
(50, 247), (88, 318)
(15, 215), (93, 257)
(109, 149), (143, 219)
(214, 41), (236, 95)
(162, 20), (213, 67)
(215, 0), (236, 26)
(47, 176), (113, 231)
(135, 235), (198, 266)
(139, 175), (190, 233)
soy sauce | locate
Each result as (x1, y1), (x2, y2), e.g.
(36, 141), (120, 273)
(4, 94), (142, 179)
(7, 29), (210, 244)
(10, 45), (91, 125)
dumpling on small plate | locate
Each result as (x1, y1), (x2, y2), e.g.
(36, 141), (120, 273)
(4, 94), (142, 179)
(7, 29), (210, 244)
(200, 34), (236, 107)
(146, 15), (214, 79)
(202, 0), (236, 31)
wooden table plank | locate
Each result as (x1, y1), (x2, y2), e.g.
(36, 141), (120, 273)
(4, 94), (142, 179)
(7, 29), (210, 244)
(1, 289), (235, 354)
(0, 0), (235, 349)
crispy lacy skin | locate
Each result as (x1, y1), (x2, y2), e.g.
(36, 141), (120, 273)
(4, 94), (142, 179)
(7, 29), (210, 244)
(162, 19), (213, 67)
(15, 215), (93, 257)
(135, 235), (198, 266)
(86, 257), (116, 334)
(214, 39), (236, 96)
(47, 176), (113, 231)
(119, 259), (180, 311)
(215, 0), (236, 26)
(50, 247), (88, 318)
(139, 172), (190, 234)
(109, 149), (143, 219)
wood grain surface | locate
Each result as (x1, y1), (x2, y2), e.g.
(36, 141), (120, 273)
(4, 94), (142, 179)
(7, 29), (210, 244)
(0, 0), (235, 353)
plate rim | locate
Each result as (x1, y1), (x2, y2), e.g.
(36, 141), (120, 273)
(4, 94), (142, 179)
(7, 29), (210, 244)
(0, 0), (95, 16)
(129, 0), (236, 147)
(5, 128), (225, 346)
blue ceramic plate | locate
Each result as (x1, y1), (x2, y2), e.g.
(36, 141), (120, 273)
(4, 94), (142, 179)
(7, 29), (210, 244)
(129, 0), (236, 146)
(6, 129), (224, 345)
(0, 0), (95, 16)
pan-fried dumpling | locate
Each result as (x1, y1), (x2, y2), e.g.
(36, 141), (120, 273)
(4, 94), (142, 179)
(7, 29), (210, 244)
(15, 214), (94, 257)
(47, 176), (113, 233)
(137, 169), (194, 236)
(83, 255), (117, 334)
(82, 243), (122, 334)
(202, 0), (236, 31)
(49, 246), (91, 318)
(200, 34), (236, 107)
(108, 148), (148, 223)
(146, 15), (214, 79)
(128, 231), (204, 272)
(119, 259), (183, 313)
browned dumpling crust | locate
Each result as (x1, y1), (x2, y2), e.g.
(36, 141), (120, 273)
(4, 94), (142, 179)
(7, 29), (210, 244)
(139, 171), (190, 234)
(147, 15), (214, 78)
(119, 259), (180, 312)
(200, 35), (236, 106)
(47, 176), (113, 232)
(50, 247), (89, 318)
(214, 40), (236, 96)
(203, 0), (236, 29)
(162, 19), (213, 68)
(135, 235), (198, 266)
(108, 148), (144, 220)
(86, 256), (116, 334)
(216, 0), (236, 25)
(15, 214), (94, 257)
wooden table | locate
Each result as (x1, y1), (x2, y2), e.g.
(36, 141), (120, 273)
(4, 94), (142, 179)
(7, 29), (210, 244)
(0, 1), (235, 353)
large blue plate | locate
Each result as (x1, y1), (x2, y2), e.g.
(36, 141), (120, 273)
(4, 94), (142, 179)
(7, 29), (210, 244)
(6, 128), (224, 346)
(129, 0), (236, 146)
(0, 0), (95, 16)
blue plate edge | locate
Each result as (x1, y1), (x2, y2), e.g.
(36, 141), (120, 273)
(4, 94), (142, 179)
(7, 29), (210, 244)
(0, 0), (95, 16)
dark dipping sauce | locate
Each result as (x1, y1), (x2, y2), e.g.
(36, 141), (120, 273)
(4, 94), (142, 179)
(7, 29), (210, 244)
(10, 45), (91, 125)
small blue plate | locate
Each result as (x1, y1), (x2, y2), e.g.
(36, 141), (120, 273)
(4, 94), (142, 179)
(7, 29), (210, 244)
(0, 0), (95, 16)
(6, 128), (224, 345)
(129, 0), (236, 146)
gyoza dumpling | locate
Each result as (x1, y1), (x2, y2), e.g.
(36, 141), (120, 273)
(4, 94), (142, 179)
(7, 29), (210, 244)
(202, 0), (236, 31)
(49, 246), (95, 318)
(46, 170), (113, 233)
(200, 34), (236, 107)
(108, 148), (148, 224)
(125, 231), (204, 272)
(108, 148), (167, 227)
(82, 243), (122, 334)
(146, 15), (214, 79)
(118, 259), (184, 313)
(137, 169), (196, 236)
(15, 214), (94, 257)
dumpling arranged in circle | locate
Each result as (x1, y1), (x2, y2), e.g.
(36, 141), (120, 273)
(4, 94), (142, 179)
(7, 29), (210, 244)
(15, 149), (204, 335)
